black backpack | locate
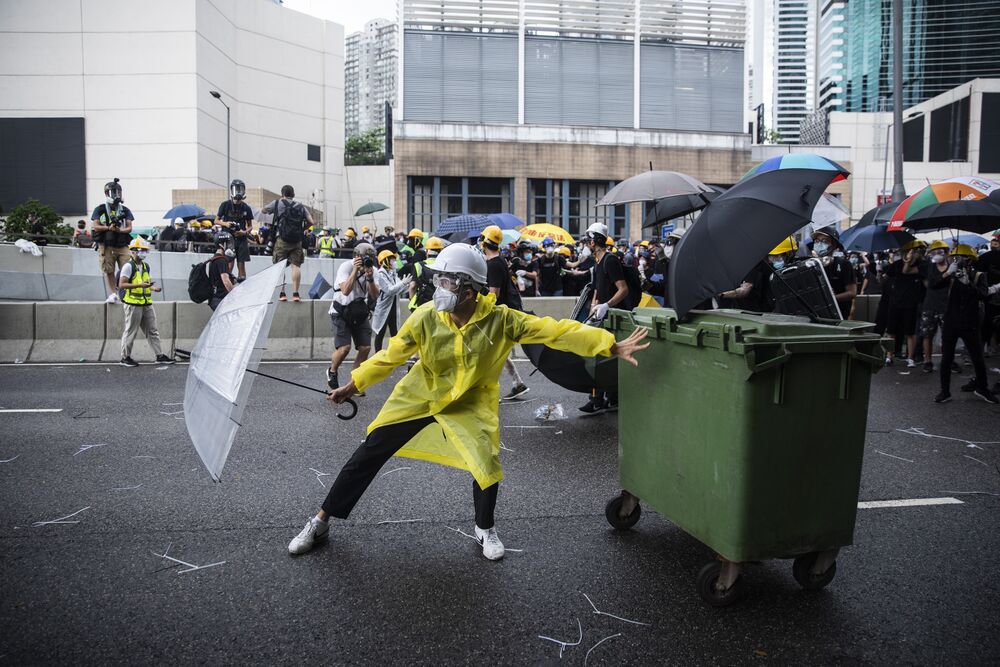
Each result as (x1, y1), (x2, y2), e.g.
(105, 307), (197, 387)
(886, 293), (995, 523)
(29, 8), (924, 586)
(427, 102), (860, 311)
(273, 199), (306, 243)
(188, 260), (213, 303)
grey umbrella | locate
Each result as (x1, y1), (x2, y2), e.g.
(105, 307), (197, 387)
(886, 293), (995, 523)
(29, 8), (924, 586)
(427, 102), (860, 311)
(597, 171), (714, 207)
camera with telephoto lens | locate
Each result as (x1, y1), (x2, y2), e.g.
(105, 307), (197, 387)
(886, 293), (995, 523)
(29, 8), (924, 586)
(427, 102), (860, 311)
(362, 255), (374, 268)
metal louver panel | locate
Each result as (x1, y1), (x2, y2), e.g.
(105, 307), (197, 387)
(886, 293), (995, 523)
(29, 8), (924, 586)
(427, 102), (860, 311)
(404, 32), (518, 123)
(639, 43), (742, 132)
(524, 37), (633, 128)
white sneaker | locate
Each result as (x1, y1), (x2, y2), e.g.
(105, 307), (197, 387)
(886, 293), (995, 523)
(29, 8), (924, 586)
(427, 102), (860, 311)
(105, 293), (118, 303)
(906, 358), (917, 369)
(288, 517), (329, 555)
(474, 525), (505, 561)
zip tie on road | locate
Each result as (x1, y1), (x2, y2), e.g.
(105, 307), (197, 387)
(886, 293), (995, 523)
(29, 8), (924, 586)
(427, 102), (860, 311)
(32, 506), (91, 526)
(939, 490), (1000, 497)
(73, 443), (107, 456)
(0, 455), (20, 464)
(499, 441), (515, 453)
(963, 454), (990, 467)
(582, 592), (651, 626)
(377, 519), (425, 525)
(162, 402), (183, 406)
(874, 449), (915, 463)
(538, 618), (583, 659)
(309, 467), (332, 488)
(444, 526), (524, 553)
(897, 427), (1000, 450)
(159, 410), (183, 416)
(379, 466), (411, 478)
(584, 633), (622, 666)
(110, 484), (143, 491)
(152, 544), (226, 574)
(132, 455), (155, 459)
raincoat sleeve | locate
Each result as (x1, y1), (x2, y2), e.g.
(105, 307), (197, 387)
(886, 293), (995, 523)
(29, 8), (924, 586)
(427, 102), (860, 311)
(350, 311), (421, 393)
(507, 309), (616, 357)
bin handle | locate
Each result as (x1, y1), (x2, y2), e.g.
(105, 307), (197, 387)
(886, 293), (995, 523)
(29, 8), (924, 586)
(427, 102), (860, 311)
(664, 321), (732, 350)
(744, 346), (793, 376)
(847, 346), (886, 369)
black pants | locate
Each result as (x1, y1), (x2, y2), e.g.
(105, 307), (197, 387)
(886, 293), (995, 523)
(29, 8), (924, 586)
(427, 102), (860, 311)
(983, 303), (1000, 349)
(940, 326), (988, 393)
(373, 301), (398, 350)
(322, 416), (499, 529)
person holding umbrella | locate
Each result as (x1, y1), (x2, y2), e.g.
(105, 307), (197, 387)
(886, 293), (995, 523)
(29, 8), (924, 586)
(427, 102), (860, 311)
(930, 245), (1000, 404)
(975, 231), (1000, 356)
(288, 243), (651, 559)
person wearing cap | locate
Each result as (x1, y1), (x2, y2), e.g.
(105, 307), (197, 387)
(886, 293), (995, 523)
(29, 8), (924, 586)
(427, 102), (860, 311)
(761, 237), (800, 312)
(91, 179), (134, 303)
(207, 232), (237, 311)
(645, 228), (684, 305)
(975, 231), (1000, 357)
(117, 237), (173, 367)
(326, 242), (380, 392)
(884, 238), (927, 368)
(215, 179), (254, 282)
(372, 249), (411, 351)
(929, 244), (1000, 404)
(288, 243), (651, 560)
(480, 224), (529, 399)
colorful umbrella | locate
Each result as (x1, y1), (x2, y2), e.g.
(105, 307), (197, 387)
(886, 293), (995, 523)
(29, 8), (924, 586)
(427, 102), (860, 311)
(519, 223), (575, 245)
(740, 154), (850, 183)
(887, 177), (1000, 234)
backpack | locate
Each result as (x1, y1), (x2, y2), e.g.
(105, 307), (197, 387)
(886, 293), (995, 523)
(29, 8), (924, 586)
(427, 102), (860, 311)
(273, 199), (306, 243)
(187, 260), (213, 303)
(115, 259), (142, 302)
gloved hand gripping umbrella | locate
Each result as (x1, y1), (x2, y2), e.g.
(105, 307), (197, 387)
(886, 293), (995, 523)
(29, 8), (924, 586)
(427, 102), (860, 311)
(181, 261), (355, 481)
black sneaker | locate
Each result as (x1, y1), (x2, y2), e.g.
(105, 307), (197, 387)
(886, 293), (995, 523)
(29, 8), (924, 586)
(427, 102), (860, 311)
(156, 354), (176, 365)
(951, 363), (961, 374)
(120, 356), (139, 368)
(326, 368), (338, 390)
(502, 383), (529, 400)
(922, 361), (934, 373)
(934, 391), (952, 403)
(974, 388), (1000, 404)
(578, 396), (607, 416)
(960, 379), (976, 392)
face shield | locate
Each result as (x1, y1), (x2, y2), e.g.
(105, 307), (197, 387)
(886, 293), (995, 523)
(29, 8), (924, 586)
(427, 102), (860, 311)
(230, 180), (246, 201)
(105, 181), (123, 205)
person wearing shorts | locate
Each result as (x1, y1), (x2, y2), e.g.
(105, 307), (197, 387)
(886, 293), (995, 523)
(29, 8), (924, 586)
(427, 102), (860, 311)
(325, 243), (379, 393)
(263, 185), (313, 301)
(91, 179), (134, 303)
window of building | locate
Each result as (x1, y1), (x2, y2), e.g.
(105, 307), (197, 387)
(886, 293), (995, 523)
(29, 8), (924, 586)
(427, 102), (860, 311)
(902, 115), (924, 162)
(406, 176), (514, 230)
(929, 97), (970, 162)
(980, 93), (1000, 173)
(527, 179), (626, 238)
(307, 144), (321, 162)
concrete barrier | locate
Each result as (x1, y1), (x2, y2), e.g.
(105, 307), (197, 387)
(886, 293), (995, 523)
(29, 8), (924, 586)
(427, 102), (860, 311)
(100, 302), (176, 361)
(0, 302), (34, 363)
(174, 301), (212, 355)
(29, 302), (106, 362)
(312, 299), (335, 360)
(263, 301), (313, 360)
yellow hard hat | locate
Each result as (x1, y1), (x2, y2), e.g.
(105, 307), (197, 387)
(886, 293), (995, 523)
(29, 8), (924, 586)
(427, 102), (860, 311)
(927, 240), (949, 252)
(769, 236), (798, 255)
(345, 228), (356, 238)
(129, 237), (150, 251)
(901, 239), (928, 251)
(425, 236), (446, 251)
(639, 240), (650, 247)
(480, 224), (503, 246)
(407, 228), (424, 239)
(556, 246), (572, 257)
(950, 244), (977, 258)
(362, 226), (370, 233)
(605, 237), (615, 247)
(377, 249), (396, 265)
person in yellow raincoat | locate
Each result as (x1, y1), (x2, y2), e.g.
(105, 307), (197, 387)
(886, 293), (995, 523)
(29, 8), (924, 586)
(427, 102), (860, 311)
(288, 243), (650, 560)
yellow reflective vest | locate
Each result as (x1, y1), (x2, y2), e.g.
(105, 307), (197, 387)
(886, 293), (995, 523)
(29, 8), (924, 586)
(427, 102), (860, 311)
(122, 260), (152, 306)
(351, 292), (616, 488)
(319, 236), (336, 257)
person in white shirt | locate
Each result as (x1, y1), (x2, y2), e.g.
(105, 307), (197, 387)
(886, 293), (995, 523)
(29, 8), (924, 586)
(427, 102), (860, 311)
(325, 243), (379, 391)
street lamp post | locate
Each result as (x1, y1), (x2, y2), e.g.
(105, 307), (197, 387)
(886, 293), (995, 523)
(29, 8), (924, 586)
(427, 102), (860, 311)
(210, 90), (230, 187)
(890, 0), (906, 203)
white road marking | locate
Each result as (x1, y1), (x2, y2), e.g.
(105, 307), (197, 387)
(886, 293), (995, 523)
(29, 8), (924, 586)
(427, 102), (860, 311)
(0, 408), (62, 413)
(857, 497), (963, 509)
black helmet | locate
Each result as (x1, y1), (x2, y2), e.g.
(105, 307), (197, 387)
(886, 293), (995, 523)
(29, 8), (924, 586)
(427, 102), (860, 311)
(813, 226), (841, 246)
(230, 179), (246, 201)
(104, 178), (122, 204)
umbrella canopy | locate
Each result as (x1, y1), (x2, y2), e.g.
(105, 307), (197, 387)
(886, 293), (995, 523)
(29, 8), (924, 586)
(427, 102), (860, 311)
(839, 224), (914, 253)
(355, 202), (389, 217)
(642, 188), (723, 228)
(436, 214), (492, 235)
(597, 171), (713, 206)
(856, 202), (899, 229)
(164, 203), (206, 220)
(887, 177), (1000, 234)
(522, 343), (617, 394)
(741, 153), (850, 183)
(464, 212), (525, 238)
(501, 229), (521, 246)
(668, 156), (850, 318)
(520, 223), (575, 245)
(810, 193), (850, 231)
(183, 261), (286, 481)
(914, 230), (990, 248)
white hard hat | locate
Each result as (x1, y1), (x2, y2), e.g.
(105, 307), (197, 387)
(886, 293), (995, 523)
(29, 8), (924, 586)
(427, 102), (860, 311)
(586, 222), (609, 237)
(431, 242), (488, 286)
(667, 227), (686, 240)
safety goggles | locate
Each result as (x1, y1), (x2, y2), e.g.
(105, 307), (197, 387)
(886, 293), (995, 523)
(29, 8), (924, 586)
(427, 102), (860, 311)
(432, 273), (463, 292)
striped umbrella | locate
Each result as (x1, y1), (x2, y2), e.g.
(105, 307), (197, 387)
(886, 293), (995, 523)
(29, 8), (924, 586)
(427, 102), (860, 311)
(740, 154), (850, 184)
(436, 214), (492, 235)
(887, 177), (1000, 234)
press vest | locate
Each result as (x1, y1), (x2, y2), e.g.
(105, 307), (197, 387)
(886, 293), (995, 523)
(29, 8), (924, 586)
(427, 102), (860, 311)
(319, 236), (336, 257)
(122, 260), (152, 306)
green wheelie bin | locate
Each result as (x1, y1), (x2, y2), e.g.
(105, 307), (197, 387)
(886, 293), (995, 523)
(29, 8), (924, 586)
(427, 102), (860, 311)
(603, 307), (884, 606)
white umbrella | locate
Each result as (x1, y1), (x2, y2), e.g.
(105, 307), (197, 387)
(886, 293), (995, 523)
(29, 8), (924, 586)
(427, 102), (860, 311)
(810, 193), (850, 231)
(182, 260), (354, 481)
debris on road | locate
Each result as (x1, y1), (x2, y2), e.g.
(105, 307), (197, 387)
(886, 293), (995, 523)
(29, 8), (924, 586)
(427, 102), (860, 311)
(584, 633), (622, 666)
(32, 506), (91, 526)
(582, 592), (651, 626)
(538, 618), (582, 659)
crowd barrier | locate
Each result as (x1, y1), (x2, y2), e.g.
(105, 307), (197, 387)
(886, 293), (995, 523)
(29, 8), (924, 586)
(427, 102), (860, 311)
(0, 297), (579, 363)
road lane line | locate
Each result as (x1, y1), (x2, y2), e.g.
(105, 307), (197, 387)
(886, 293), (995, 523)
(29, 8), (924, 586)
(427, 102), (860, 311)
(857, 497), (963, 509)
(0, 409), (62, 413)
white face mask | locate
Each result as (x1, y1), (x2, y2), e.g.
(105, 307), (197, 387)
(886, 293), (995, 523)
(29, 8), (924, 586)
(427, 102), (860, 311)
(664, 246), (674, 259)
(137, 250), (149, 260)
(433, 286), (458, 312)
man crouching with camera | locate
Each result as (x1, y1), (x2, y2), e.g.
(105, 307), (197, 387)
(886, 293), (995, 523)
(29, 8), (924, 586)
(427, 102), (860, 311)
(326, 243), (380, 393)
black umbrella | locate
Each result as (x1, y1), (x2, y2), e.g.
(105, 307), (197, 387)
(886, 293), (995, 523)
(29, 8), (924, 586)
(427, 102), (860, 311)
(668, 161), (850, 318)
(522, 336), (618, 394)
(642, 187), (724, 228)
(889, 190), (1000, 235)
(855, 202), (899, 229)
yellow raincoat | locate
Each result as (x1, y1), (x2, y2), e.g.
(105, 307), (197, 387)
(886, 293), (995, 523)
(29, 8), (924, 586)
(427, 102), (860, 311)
(351, 293), (616, 489)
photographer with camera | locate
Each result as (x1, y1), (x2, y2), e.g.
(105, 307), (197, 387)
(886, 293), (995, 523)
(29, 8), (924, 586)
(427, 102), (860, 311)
(262, 185), (313, 302)
(91, 178), (134, 303)
(325, 243), (380, 392)
(215, 179), (254, 282)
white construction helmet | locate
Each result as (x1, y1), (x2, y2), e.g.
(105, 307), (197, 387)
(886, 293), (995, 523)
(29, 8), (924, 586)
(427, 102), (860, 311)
(586, 222), (609, 237)
(431, 242), (488, 286)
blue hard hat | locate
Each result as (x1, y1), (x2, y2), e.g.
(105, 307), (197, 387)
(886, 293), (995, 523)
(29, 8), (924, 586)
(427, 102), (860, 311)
(541, 237), (555, 246)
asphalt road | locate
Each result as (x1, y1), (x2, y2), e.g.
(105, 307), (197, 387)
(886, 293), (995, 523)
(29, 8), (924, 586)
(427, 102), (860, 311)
(1, 355), (999, 665)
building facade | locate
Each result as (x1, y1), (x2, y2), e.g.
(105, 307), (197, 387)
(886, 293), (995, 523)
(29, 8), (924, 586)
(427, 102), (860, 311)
(345, 18), (398, 138)
(396, 0), (751, 238)
(0, 0), (345, 225)
(772, 0), (815, 144)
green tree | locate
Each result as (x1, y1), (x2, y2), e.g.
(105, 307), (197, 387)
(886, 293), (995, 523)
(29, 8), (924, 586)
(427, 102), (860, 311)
(344, 128), (386, 166)
(762, 127), (784, 144)
(2, 199), (72, 244)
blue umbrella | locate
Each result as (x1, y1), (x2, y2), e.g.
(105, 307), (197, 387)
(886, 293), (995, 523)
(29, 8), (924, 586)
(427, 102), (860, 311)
(840, 223), (913, 253)
(465, 212), (525, 238)
(437, 214), (492, 235)
(164, 203), (206, 220)
(915, 231), (989, 248)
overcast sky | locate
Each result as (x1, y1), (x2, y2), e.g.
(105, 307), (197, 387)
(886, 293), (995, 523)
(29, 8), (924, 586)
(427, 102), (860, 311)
(281, 0), (398, 35)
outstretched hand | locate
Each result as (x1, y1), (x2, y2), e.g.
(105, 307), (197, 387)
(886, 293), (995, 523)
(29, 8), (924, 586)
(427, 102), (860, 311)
(610, 327), (651, 367)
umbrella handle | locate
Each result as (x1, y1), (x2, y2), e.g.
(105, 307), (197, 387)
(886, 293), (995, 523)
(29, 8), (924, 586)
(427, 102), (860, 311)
(337, 398), (358, 421)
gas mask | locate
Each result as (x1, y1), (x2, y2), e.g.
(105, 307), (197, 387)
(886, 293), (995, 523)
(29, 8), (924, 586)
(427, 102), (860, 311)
(104, 179), (123, 206)
(230, 179), (246, 201)
(431, 273), (472, 313)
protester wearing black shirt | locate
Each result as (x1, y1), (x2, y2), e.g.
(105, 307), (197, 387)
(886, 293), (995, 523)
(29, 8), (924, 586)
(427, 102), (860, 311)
(975, 233), (1000, 354)
(208, 233), (236, 311)
(884, 240), (927, 367)
(717, 263), (768, 312)
(510, 243), (539, 296)
(479, 225), (528, 399)
(216, 180), (254, 281)
(536, 240), (564, 296)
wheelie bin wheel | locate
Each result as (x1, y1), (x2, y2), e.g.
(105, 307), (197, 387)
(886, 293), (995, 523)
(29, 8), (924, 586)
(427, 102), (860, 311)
(604, 495), (641, 530)
(792, 552), (837, 591)
(696, 562), (746, 607)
